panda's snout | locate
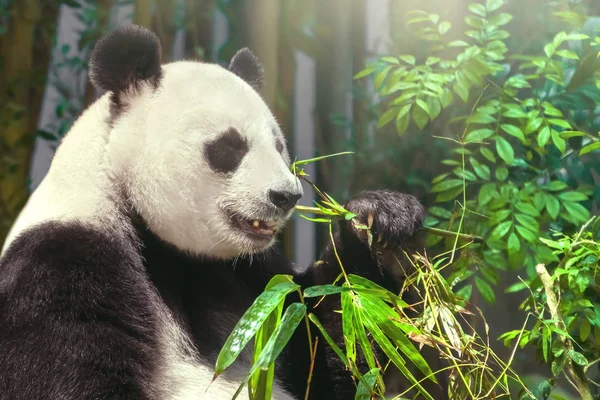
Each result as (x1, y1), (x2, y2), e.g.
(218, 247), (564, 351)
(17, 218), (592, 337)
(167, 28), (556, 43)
(268, 190), (302, 212)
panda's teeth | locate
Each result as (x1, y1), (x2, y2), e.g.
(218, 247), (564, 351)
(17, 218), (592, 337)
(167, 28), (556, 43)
(265, 221), (279, 229)
(252, 220), (260, 228)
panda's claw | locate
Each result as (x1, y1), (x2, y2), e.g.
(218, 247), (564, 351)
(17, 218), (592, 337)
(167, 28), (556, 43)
(344, 190), (425, 250)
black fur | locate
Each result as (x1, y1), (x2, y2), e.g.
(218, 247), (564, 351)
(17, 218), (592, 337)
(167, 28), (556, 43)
(89, 24), (162, 117)
(0, 190), (443, 399)
(0, 222), (158, 399)
(204, 127), (249, 174)
(228, 48), (265, 91)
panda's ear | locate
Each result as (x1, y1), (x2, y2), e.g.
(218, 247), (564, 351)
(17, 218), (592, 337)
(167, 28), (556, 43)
(89, 24), (162, 114)
(228, 48), (264, 91)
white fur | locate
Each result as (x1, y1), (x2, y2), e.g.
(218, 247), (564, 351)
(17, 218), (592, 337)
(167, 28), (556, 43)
(107, 61), (302, 259)
(1, 61), (299, 399)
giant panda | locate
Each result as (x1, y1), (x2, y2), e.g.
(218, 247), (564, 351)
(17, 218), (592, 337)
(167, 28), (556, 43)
(0, 25), (430, 400)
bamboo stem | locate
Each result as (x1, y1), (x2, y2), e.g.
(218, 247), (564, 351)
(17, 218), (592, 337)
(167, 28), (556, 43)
(536, 263), (593, 400)
(294, 205), (484, 243)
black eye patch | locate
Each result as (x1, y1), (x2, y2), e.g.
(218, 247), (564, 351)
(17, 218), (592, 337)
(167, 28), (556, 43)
(205, 128), (248, 174)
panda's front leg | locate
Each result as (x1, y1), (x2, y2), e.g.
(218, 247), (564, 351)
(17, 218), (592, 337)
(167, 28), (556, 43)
(296, 190), (425, 399)
(310, 189), (425, 291)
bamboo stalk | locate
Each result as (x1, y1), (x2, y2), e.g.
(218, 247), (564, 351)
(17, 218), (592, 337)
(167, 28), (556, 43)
(536, 263), (593, 400)
(0, 0), (43, 242)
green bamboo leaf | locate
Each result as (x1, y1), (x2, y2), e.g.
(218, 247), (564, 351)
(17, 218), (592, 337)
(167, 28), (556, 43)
(309, 314), (348, 365)
(294, 152), (354, 167)
(303, 285), (344, 297)
(361, 295), (435, 382)
(348, 275), (408, 307)
(354, 368), (380, 400)
(215, 280), (299, 376)
(475, 277), (495, 303)
(301, 215), (333, 224)
(353, 304), (379, 372)
(342, 289), (357, 365)
(496, 137), (514, 164)
(251, 275), (290, 398)
(232, 303), (306, 399)
(359, 308), (434, 400)
(538, 126), (550, 147)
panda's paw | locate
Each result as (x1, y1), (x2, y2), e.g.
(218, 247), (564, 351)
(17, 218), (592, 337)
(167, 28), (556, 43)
(344, 190), (424, 249)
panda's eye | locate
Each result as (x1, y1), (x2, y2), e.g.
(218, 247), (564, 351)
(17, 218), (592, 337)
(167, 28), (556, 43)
(205, 128), (249, 174)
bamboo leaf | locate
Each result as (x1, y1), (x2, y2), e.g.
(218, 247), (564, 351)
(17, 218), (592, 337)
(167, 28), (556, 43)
(215, 280), (299, 376)
(232, 303), (306, 399)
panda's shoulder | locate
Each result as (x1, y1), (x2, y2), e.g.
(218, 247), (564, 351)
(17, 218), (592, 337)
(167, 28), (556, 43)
(0, 220), (145, 303)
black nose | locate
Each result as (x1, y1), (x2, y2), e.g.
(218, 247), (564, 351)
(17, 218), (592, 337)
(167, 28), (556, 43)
(268, 190), (302, 212)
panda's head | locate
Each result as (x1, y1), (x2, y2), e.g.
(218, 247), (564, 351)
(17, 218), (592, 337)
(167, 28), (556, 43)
(90, 25), (303, 259)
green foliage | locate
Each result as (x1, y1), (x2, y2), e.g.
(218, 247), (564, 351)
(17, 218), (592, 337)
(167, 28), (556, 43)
(500, 217), (600, 399)
(356, 0), (599, 306)
(350, 0), (600, 397)
(215, 154), (525, 400)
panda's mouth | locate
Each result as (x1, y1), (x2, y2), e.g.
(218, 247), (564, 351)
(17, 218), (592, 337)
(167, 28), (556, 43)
(228, 214), (281, 239)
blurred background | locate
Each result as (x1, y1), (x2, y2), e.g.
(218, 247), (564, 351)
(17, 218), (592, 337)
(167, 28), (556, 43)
(1, 0), (600, 395)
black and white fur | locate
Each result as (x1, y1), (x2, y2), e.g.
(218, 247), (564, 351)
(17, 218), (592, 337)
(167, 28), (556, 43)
(0, 25), (433, 400)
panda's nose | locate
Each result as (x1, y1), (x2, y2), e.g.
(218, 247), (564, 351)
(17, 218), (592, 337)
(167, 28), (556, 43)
(269, 190), (302, 212)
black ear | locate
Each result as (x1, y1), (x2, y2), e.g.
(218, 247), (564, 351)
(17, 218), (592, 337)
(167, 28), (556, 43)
(228, 48), (264, 90)
(89, 24), (162, 115)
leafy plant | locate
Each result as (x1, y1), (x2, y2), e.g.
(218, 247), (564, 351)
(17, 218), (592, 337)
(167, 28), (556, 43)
(350, 0), (600, 397)
(355, 0), (598, 301)
(212, 153), (527, 400)
(500, 217), (600, 400)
